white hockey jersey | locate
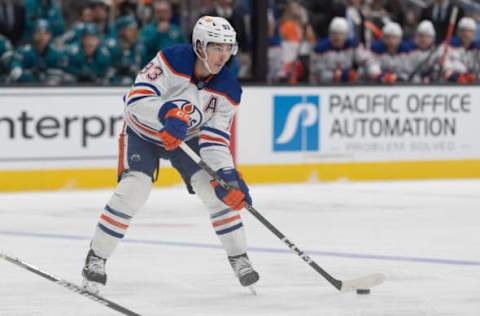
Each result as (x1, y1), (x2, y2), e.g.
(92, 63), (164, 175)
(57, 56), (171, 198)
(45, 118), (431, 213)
(444, 36), (480, 76)
(371, 39), (413, 81)
(310, 38), (381, 83)
(123, 44), (241, 171)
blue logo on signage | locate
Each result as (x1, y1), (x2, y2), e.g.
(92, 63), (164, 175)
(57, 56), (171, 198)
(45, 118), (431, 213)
(273, 95), (319, 152)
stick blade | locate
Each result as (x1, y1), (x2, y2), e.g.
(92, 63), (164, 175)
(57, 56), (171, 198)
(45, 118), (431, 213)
(340, 273), (385, 292)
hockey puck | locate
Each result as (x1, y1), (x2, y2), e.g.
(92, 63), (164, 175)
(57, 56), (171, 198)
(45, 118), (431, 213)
(356, 289), (370, 295)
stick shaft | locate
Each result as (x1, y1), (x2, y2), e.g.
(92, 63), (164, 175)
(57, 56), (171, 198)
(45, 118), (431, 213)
(0, 252), (140, 316)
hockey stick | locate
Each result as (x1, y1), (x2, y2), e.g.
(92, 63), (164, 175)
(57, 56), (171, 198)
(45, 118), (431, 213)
(434, 6), (459, 81)
(0, 252), (140, 316)
(179, 143), (385, 292)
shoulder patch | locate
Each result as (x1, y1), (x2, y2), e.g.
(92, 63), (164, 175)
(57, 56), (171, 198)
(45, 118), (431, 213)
(160, 44), (194, 78)
(205, 67), (242, 105)
(449, 36), (462, 48)
(314, 38), (331, 53)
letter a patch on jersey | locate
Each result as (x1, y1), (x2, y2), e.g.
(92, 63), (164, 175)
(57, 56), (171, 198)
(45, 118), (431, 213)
(205, 96), (218, 113)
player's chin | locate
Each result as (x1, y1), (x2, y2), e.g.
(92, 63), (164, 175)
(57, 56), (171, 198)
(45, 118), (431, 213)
(210, 63), (224, 74)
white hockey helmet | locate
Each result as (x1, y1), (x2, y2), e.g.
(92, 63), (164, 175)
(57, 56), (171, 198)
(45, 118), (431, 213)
(382, 22), (403, 38)
(192, 16), (238, 55)
(416, 20), (435, 37)
(458, 17), (477, 32)
(329, 17), (348, 34)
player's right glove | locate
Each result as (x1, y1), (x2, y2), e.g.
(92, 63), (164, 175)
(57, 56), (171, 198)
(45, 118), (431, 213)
(210, 168), (252, 211)
(158, 102), (190, 151)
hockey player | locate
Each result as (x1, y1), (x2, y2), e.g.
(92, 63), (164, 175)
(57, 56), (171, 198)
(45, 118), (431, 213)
(81, 16), (259, 294)
(310, 17), (380, 84)
(371, 22), (412, 84)
(443, 17), (479, 83)
(405, 20), (438, 83)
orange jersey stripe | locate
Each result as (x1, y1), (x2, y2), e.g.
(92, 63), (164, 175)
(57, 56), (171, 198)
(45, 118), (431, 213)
(213, 215), (241, 228)
(199, 134), (228, 145)
(128, 89), (156, 98)
(100, 214), (129, 229)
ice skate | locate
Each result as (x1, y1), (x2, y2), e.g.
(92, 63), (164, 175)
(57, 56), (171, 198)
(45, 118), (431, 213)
(228, 254), (259, 294)
(82, 249), (107, 294)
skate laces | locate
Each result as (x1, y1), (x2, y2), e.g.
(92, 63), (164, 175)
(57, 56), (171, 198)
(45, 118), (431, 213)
(87, 254), (105, 274)
(231, 256), (253, 276)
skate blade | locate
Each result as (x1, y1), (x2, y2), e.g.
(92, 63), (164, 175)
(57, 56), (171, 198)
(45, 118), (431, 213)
(248, 285), (257, 295)
(82, 279), (101, 294)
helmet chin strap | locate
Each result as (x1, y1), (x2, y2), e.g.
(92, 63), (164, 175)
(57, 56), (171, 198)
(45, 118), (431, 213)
(195, 43), (215, 74)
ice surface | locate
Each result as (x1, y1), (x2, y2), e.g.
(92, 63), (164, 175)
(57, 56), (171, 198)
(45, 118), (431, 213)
(1, 180), (479, 316)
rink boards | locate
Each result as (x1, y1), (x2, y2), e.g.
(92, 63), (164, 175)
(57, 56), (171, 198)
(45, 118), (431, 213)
(1, 86), (480, 191)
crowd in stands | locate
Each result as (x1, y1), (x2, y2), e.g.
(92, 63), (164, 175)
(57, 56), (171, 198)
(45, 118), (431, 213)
(0, 0), (479, 85)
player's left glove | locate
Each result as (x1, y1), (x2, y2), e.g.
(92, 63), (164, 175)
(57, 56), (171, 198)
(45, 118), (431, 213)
(210, 168), (252, 211)
(158, 102), (190, 151)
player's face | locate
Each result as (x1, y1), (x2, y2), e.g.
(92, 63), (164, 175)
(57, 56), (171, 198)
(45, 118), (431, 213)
(330, 32), (347, 48)
(415, 33), (433, 50)
(459, 29), (475, 45)
(206, 43), (233, 74)
(384, 35), (401, 51)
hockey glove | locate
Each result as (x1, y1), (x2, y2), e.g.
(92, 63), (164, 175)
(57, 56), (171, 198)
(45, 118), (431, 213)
(334, 68), (358, 83)
(379, 72), (397, 84)
(158, 102), (190, 151)
(210, 168), (252, 211)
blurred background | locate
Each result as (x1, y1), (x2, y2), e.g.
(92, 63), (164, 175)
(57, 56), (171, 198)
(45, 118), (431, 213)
(0, 0), (479, 85)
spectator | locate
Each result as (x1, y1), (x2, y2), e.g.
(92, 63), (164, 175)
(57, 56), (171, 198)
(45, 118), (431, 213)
(420, 0), (464, 44)
(0, 0), (25, 45)
(65, 23), (112, 83)
(371, 22), (411, 83)
(23, 0), (64, 41)
(9, 19), (66, 84)
(278, 1), (315, 83)
(0, 33), (13, 80)
(444, 17), (479, 83)
(61, 5), (95, 45)
(107, 15), (147, 84)
(140, 0), (185, 62)
(310, 17), (380, 84)
(90, 0), (114, 37)
(406, 20), (438, 83)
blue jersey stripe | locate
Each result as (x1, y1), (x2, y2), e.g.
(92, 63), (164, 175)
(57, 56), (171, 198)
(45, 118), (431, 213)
(133, 82), (161, 96)
(127, 95), (151, 106)
(200, 126), (230, 140)
(104, 205), (132, 220)
(199, 142), (227, 149)
(216, 223), (243, 235)
(98, 223), (125, 238)
(210, 208), (232, 219)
